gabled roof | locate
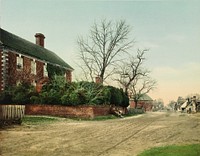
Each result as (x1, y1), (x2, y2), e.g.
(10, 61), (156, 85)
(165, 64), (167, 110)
(138, 94), (153, 101)
(0, 28), (73, 70)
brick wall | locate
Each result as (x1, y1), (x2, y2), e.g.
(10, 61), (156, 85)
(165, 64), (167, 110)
(23, 57), (31, 74)
(129, 99), (153, 111)
(66, 70), (72, 82)
(36, 60), (44, 81)
(8, 52), (16, 85)
(0, 49), (73, 92)
(6, 52), (46, 86)
(25, 105), (112, 118)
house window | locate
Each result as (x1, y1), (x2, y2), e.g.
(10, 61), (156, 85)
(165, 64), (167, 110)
(31, 80), (36, 86)
(64, 72), (66, 78)
(16, 55), (23, 70)
(16, 80), (21, 86)
(44, 63), (48, 77)
(31, 59), (36, 74)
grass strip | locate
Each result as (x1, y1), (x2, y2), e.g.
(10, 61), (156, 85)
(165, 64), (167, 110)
(22, 116), (59, 125)
(138, 144), (200, 156)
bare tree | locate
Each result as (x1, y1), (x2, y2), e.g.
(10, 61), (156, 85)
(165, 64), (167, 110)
(115, 49), (156, 108)
(129, 75), (156, 108)
(115, 49), (149, 94)
(77, 19), (134, 83)
(167, 100), (176, 110)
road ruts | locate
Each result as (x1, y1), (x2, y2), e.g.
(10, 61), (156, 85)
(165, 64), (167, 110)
(97, 115), (161, 156)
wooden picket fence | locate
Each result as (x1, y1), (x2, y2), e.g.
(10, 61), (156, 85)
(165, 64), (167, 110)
(0, 105), (25, 121)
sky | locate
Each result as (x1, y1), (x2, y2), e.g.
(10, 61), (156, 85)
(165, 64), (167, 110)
(0, 0), (200, 104)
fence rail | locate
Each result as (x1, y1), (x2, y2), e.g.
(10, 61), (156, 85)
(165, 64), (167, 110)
(0, 105), (25, 121)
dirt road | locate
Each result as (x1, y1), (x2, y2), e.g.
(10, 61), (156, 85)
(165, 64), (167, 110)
(1, 112), (200, 156)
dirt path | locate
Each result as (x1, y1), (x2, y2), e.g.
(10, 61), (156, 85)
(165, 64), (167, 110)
(1, 112), (200, 156)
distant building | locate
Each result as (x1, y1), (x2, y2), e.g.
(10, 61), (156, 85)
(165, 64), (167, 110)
(176, 96), (186, 111)
(129, 94), (153, 111)
(178, 96), (200, 113)
(0, 28), (73, 91)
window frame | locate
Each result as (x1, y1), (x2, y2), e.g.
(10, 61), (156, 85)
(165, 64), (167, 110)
(43, 63), (48, 77)
(31, 59), (36, 75)
(16, 54), (23, 70)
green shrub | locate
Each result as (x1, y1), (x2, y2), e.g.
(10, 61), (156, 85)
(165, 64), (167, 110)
(0, 76), (129, 107)
(0, 86), (13, 104)
(0, 83), (38, 104)
(12, 83), (37, 104)
(104, 86), (129, 107)
(47, 64), (66, 80)
(61, 94), (70, 105)
(30, 96), (41, 104)
(121, 89), (129, 107)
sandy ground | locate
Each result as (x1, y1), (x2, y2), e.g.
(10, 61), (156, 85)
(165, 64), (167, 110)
(0, 111), (200, 156)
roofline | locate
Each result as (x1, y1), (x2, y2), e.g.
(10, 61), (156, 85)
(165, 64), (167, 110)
(1, 47), (74, 71)
(129, 98), (153, 101)
(0, 28), (74, 71)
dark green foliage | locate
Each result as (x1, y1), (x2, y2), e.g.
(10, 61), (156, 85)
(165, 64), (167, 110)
(61, 94), (70, 105)
(47, 64), (66, 80)
(0, 83), (38, 104)
(30, 96), (41, 104)
(110, 86), (123, 105)
(37, 76), (66, 104)
(121, 89), (130, 107)
(0, 86), (13, 104)
(0, 77), (129, 107)
(12, 83), (36, 104)
(40, 88), (62, 104)
(105, 86), (129, 107)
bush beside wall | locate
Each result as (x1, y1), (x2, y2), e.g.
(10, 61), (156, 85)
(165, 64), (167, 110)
(0, 80), (129, 108)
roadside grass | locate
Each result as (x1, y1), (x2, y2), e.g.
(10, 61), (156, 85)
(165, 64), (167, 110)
(73, 112), (144, 121)
(69, 115), (118, 121)
(22, 116), (60, 125)
(22, 115), (118, 124)
(124, 112), (144, 117)
(22, 111), (144, 124)
(138, 144), (200, 156)
(91, 115), (118, 120)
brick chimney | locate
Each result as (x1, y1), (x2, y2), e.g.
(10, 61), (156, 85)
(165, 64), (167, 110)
(95, 76), (102, 84)
(35, 33), (45, 47)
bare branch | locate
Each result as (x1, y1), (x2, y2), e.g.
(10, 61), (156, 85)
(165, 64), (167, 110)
(77, 19), (134, 83)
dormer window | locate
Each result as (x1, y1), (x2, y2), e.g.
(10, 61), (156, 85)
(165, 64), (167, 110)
(16, 54), (23, 70)
(31, 59), (36, 74)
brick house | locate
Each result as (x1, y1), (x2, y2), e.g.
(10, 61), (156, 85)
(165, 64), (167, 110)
(129, 94), (153, 111)
(0, 28), (73, 91)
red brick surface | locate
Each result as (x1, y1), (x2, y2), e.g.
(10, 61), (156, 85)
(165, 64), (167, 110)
(1, 51), (72, 91)
(129, 99), (153, 111)
(25, 105), (126, 118)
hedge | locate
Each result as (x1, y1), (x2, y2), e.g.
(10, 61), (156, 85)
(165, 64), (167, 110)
(0, 77), (129, 107)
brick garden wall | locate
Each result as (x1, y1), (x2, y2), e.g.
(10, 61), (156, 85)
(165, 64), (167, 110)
(25, 105), (122, 118)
